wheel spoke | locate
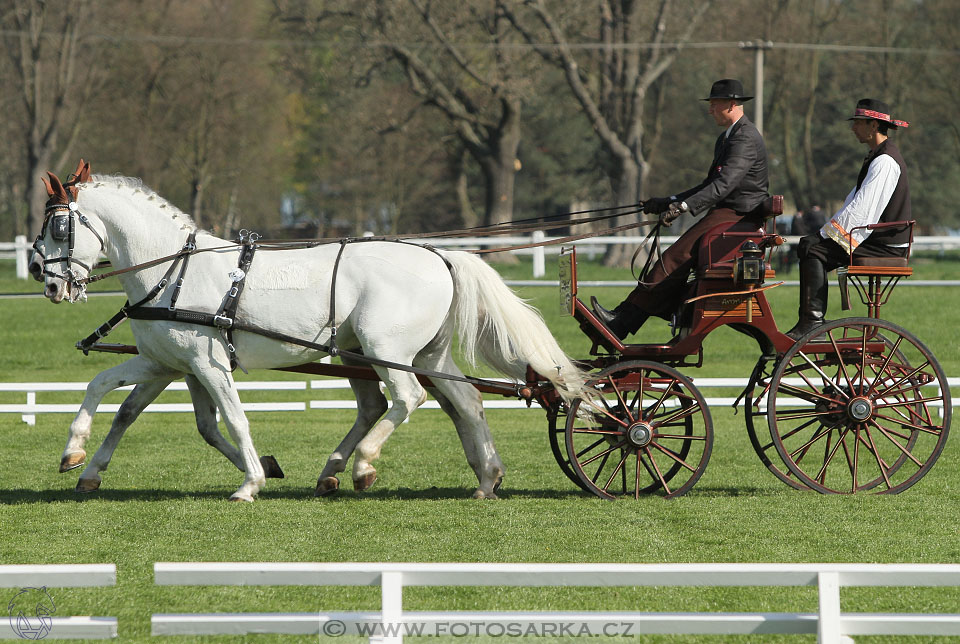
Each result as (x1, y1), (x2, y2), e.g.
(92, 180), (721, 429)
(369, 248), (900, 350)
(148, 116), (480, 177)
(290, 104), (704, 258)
(601, 449), (631, 494)
(812, 427), (851, 484)
(574, 437), (607, 459)
(868, 418), (925, 468)
(643, 446), (672, 495)
(581, 440), (626, 469)
(649, 441), (698, 473)
(863, 425), (893, 490)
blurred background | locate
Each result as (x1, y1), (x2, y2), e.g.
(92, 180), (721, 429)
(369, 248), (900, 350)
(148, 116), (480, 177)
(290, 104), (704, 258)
(2, 0), (958, 267)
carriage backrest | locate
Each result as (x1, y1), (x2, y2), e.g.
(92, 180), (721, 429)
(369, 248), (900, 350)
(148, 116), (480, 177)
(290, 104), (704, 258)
(696, 218), (766, 273)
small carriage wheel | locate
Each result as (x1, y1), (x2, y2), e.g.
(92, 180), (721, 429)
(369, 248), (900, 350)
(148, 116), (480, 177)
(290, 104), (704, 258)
(767, 318), (951, 494)
(565, 360), (714, 499)
(547, 406), (589, 491)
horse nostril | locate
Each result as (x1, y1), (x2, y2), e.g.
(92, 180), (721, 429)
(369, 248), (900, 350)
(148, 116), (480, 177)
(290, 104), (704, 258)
(44, 283), (58, 298)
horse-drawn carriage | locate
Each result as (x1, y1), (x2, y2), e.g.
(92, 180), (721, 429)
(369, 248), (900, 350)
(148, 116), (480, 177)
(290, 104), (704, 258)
(32, 162), (950, 501)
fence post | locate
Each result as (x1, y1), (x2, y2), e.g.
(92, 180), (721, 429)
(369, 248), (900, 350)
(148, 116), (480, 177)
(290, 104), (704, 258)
(15, 235), (29, 279)
(817, 571), (854, 644)
(532, 230), (545, 277)
(376, 570), (404, 644)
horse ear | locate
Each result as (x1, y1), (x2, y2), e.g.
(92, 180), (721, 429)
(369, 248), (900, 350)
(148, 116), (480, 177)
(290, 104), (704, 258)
(43, 172), (69, 202)
(72, 159), (91, 184)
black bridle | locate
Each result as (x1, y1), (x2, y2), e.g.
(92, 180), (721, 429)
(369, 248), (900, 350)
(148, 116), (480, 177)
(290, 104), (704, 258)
(33, 200), (105, 301)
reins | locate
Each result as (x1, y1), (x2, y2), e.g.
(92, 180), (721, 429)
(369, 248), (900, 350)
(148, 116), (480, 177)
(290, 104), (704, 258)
(78, 203), (654, 286)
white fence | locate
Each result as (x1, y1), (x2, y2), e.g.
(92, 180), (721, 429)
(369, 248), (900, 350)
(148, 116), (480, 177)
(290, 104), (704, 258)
(7, 234), (960, 279)
(3, 377), (956, 425)
(150, 562), (960, 643)
(0, 564), (116, 639)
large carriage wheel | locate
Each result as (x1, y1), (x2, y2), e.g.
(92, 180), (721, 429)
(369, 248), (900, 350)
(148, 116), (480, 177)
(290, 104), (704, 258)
(767, 318), (951, 494)
(745, 331), (917, 492)
(565, 361), (713, 499)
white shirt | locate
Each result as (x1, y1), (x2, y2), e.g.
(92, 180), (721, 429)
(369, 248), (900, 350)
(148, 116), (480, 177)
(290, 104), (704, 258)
(724, 115), (743, 139)
(821, 153), (905, 252)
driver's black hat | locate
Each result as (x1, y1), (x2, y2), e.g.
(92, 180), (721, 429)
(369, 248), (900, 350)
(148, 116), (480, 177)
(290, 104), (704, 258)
(702, 79), (753, 102)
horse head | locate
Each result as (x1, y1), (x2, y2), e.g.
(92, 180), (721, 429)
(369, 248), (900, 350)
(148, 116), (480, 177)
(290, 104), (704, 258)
(32, 159), (103, 303)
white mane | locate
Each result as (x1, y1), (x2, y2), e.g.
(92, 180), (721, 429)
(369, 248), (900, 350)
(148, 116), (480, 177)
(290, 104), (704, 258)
(82, 174), (197, 229)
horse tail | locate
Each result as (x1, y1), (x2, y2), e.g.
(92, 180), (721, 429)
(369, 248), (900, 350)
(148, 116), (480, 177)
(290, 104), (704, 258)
(441, 250), (587, 403)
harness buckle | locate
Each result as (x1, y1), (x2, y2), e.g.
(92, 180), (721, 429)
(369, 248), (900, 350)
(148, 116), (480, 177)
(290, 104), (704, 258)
(213, 314), (233, 329)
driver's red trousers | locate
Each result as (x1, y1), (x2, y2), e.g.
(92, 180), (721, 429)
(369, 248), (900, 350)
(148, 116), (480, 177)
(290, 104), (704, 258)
(625, 208), (747, 319)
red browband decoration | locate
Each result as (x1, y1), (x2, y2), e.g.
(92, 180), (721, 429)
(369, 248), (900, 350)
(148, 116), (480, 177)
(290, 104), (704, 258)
(853, 108), (909, 128)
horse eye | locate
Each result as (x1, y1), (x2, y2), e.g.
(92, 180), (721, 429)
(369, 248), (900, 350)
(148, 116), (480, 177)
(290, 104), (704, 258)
(51, 215), (70, 241)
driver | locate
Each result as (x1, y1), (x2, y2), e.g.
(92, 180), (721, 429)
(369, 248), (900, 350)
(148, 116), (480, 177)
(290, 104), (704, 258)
(592, 78), (770, 339)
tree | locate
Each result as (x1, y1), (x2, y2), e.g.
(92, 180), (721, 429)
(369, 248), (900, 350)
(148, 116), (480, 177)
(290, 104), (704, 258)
(504, 0), (713, 265)
(3, 0), (100, 237)
(364, 0), (531, 231)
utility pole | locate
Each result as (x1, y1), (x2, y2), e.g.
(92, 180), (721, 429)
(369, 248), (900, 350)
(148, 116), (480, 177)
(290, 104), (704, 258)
(739, 40), (773, 135)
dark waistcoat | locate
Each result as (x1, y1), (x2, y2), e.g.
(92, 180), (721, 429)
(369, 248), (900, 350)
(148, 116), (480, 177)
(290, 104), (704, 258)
(859, 139), (911, 246)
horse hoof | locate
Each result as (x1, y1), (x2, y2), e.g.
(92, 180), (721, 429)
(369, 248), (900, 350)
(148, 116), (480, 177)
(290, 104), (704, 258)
(59, 451), (86, 473)
(315, 476), (340, 497)
(75, 478), (100, 493)
(228, 493), (255, 503)
(260, 455), (285, 479)
(353, 471), (377, 492)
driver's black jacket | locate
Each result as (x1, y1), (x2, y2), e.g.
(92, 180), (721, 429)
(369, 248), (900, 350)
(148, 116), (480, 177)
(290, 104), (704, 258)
(676, 115), (769, 216)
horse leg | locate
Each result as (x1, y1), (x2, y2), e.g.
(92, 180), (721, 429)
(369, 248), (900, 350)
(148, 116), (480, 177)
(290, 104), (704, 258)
(183, 374), (243, 471)
(188, 365), (265, 502)
(75, 377), (174, 492)
(352, 367), (426, 492)
(60, 356), (179, 473)
(423, 357), (505, 499)
(316, 374), (387, 497)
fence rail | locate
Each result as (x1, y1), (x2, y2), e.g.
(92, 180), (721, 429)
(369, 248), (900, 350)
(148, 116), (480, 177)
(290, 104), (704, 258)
(6, 234), (960, 279)
(0, 564), (116, 639)
(150, 562), (960, 643)
(3, 377), (957, 425)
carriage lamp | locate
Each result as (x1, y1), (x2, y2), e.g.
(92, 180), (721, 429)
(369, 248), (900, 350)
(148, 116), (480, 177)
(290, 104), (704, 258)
(735, 241), (765, 286)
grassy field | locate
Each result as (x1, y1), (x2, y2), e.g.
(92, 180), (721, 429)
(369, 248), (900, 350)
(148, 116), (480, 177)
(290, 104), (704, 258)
(1, 256), (959, 643)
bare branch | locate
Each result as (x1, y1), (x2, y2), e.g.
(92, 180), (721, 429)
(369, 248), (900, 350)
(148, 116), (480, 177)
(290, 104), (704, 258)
(408, 0), (491, 91)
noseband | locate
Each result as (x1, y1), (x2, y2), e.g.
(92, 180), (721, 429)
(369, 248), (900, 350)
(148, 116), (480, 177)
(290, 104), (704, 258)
(33, 200), (105, 300)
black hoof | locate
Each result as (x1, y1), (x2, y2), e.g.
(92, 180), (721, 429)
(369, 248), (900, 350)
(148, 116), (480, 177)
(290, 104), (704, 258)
(260, 455), (285, 479)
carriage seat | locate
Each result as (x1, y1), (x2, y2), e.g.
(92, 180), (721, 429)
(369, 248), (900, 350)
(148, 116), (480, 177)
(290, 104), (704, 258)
(846, 255), (911, 275)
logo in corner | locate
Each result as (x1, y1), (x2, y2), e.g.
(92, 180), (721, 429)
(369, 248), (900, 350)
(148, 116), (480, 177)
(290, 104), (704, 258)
(8, 587), (56, 640)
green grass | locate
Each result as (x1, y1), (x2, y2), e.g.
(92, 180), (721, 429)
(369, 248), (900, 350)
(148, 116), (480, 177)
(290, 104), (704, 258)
(1, 256), (960, 642)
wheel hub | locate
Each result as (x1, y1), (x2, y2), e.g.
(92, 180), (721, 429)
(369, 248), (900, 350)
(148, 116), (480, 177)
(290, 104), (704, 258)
(627, 422), (654, 448)
(847, 396), (874, 422)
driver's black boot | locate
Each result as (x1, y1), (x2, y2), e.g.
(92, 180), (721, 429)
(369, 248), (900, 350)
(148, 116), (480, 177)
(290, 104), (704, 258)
(590, 296), (649, 340)
(785, 257), (828, 341)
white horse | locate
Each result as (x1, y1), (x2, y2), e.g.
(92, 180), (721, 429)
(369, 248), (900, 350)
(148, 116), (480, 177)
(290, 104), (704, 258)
(32, 162), (585, 501)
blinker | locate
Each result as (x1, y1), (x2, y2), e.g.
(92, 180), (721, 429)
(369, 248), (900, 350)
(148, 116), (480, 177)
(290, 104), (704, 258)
(51, 214), (70, 242)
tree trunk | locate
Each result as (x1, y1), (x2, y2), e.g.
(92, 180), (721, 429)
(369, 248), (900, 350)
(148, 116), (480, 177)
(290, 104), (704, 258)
(603, 156), (641, 267)
(190, 177), (204, 229)
(474, 97), (521, 263)
(26, 146), (54, 237)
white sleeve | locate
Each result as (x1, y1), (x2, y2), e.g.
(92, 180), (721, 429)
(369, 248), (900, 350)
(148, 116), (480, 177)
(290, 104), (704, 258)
(821, 155), (901, 252)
